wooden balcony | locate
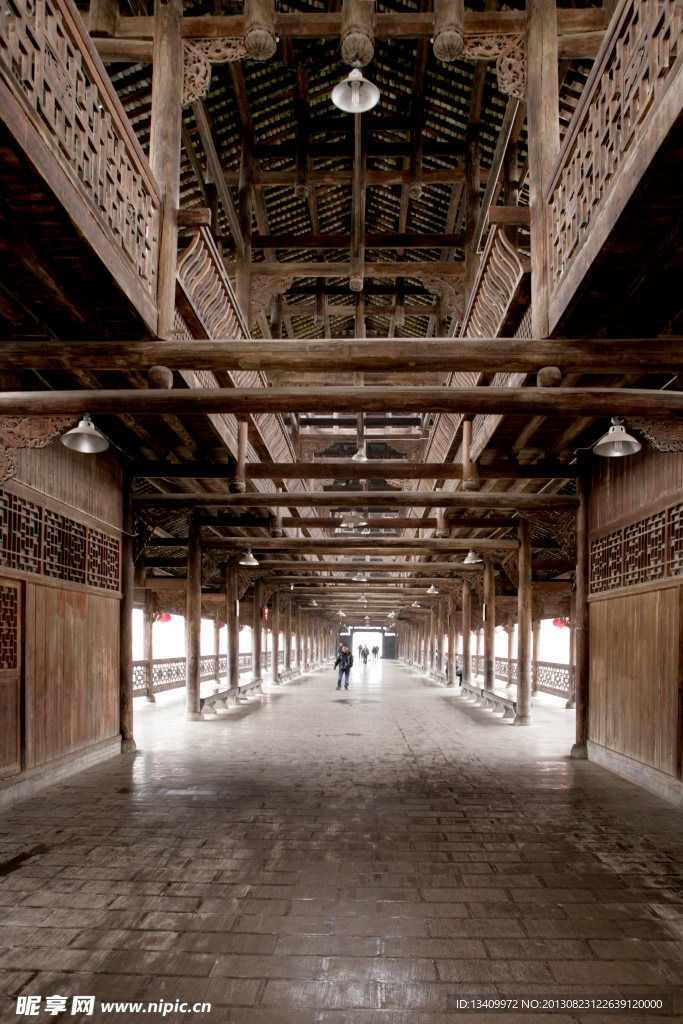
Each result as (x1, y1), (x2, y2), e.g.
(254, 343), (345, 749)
(545, 0), (683, 337)
(0, 0), (160, 336)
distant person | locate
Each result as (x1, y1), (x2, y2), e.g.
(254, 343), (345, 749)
(372, 645), (379, 660)
(335, 645), (353, 690)
(362, 645), (369, 665)
(358, 644), (363, 659)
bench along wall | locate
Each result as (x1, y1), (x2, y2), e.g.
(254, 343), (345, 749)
(0, 442), (122, 807)
(588, 444), (683, 807)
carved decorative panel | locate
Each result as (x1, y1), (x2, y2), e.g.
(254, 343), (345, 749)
(590, 530), (623, 593)
(87, 528), (120, 591)
(623, 512), (666, 587)
(0, 492), (42, 574)
(43, 509), (87, 584)
(669, 502), (683, 576)
(0, 584), (18, 670)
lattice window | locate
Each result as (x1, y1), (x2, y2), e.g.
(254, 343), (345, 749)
(0, 585), (18, 670)
(668, 502), (683, 576)
(535, 661), (569, 697)
(87, 528), (120, 591)
(0, 491), (42, 574)
(43, 509), (87, 584)
(590, 531), (623, 593)
(132, 662), (148, 694)
(152, 657), (186, 689)
(623, 512), (666, 587)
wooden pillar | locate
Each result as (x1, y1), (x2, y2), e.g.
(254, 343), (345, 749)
(297, 605), (303, 669)
(285, 596), (292, 672)
(429, 606), (436, 671)
(213, 616), (221, 684)
(231, 420), (248, 493)
(89, 0), (118, 37)
(143, 589), (155, 703)
(464, 122), (480, 303)
(461, 579), (471, 682)
(252, 577), (263, 682)
(572, 465), (590, 757)
(447, 590), (458, 687)
(436, 599), (444, 675)
(526, 0), (560, 339)
(506, 610), (515, 688)
(185, 508), (203, 721)
(272, 592), (280, 683)
(304, 616), (310, 669)
(515, 518), (533, 726)
(475, 627), (482, 676)
(531, 618), (540, 695)
(149, 0), (183, 340)
(566, 591), (576, 709)
(422, 621), (428, 672)
(226, 556), (239, 689)
(119, 471), (136, 751)
(236, 132), (253, 325)
(483, 555), (495, 691)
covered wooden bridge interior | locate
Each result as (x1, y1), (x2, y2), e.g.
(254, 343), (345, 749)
(2, 0), (683, 818)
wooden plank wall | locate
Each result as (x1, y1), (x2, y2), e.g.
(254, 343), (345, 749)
(589, 446), (683, 781)
(0, 442), (122, 784)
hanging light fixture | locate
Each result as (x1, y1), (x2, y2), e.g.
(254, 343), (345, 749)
(463, 548), (483, 565)
(338, 609), (346, 616)
(340, 510), (368, 528)
(308, 599), (318, 607)
(61, 414), (109, 454)
(351, 444), (368, 462)
(593, 416), (642, 458)
(239, 549), (259, 566)
(331, 68), (380, 113)
(290, 582), (294, 590)
(352, 569), (368, 582)
(427, 584), (439, 595)
(411, 600), (421, 608)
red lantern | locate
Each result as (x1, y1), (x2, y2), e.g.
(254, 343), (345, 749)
(159, 614), (172, 624)
(552, 617), (566, 629)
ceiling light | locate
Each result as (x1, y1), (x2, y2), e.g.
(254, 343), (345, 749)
(351, 445), (368, 462)
(463, 549), (483, 565)
(239, 549), (259, 566)
(340, 511), (368, 528)
(593, 416), (642, 458)
(427, 584), (439, 595)
(339, 609), (346, 616)
(411, 601), (421, 608)
(290, 582), (294, 590)
(331, 68), (380, 113)
(352, 570), (368, 582)
(61, 414), (109, 454)
(308, 599), (318, 607)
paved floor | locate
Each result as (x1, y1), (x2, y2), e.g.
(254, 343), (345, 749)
(1, 660), (683, 1024)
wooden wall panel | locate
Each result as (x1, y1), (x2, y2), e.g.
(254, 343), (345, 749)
(14, 441), (122, 530)
(590, 446), (683, 537)
(590, 586), (680, 777)
(0, 578), (21, 779)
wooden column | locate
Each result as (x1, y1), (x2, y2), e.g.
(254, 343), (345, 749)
(226, 556), (239, 689)
(119, 470), (136, 751)
(531, 617), (540, 695)
(297, 605), (303, 669)
(475, 627), (482, 676)
(436, 599), (444, 675)
(447, 590), (458, 687)
(461, 579), (471, 682)
(572, 465), (590, 757)
(213, 616), (221, 684)
(526, 0), (560, 339)
(566, 591), (576, 709)
(89, 0), (118, 37)
(422, 621), (428, 672)
(304, 616), (310, 670)
(143, 589), (155, 703)
(429, 606), (436, 671)
(515, 518), (533, 726)
(483, 555), (495, 691)
(464, 122), (480, 303)
(185, 508), (203, 721)
(231, 420), (248, 493)
(149, 0), (183, 340)
(272, 592), (280, 683)
(252, 577), (263, 682)
(285, 596), (292, 672)
(506, 610), (515, 689)
(236, 132), (253, 325)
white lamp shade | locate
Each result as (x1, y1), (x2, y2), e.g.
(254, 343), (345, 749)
(239, 549), (259, 566)
(61, 415), (109, 454)
(427, 584), (439, 595)
(593, 421), (642, 457)
(463, 548), (482, 564)
(331, 69), (380, 113)
(351, 446), (368, 462)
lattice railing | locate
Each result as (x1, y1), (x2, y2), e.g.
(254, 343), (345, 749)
(0, 487), (119, 590)
(133, 650), (286, 696)
(456, 652), (567, 699)
(590, 498), (683, 593)
(546, 0), (683, 298)
(176, 227), (248, 340)
(460, 225), (530, 339)
(0, 0), (160, 298)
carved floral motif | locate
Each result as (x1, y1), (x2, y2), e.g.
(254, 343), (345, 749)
(417, 275), (465, 321)
(182, 39), (247, 107)
(495, 35), (525, 100)
(250, 276), (294, 326)
(627, 418), (683, 453)
(0, 415), (79, 484)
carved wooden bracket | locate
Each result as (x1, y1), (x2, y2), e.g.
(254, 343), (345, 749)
(416, 274), (465, 322)
(519, 509), (576, 564)
(0, 415), (79, 485)
(250, 275), (294, 327)
(627, 418), (683, 452)
(461, 34), (525, 99)
(182, 38), (247, 107)
(501, 550), (519, 588)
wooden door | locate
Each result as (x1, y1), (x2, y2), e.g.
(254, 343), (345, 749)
(0, 579), (21, 779)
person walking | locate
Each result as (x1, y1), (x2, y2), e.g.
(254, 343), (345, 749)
(334, 645), (353, 690)
(362, 645), (369, 665)
(372, 645), (379, 660)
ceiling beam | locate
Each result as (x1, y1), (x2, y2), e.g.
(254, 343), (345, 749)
(224, 233), (466, 251)
(131, 491), (577, 510)
(7, 338), (676, 374)
(133, 460), (578, 480)
(234, 262), (465, 279)
(191, 99), (244, 255)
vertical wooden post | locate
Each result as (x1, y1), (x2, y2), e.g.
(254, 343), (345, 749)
(506, 610), (514, 688)
(526, 0), (560, 339)
(515, 518), (533, 726)
(119, 470), (136, 751)
(462, 417), (479, 491)
(572, 465), (590, 757)
(252, 578), (263, 682)
(297, 605), (303, 670)
(143, 590), (155, 703)
(185, 508), (203, 721)
(464, 121), (480, 303)
(531, 618), (540, 695)
(461, 579), (471, 682)
(447, 590), (458, 687)
(304, 616), (310, 670)
(213, 616), (221, 684)
(566, 591), (576, 709)
(475, 627), (481, 676)
(436, 599), (444, 675)
(483, 555), (495, 691)
(285, 596), (292, 673)
(429, 606), (436, 672)
(232, 419), (248, 493)
(89, 0), (118, 37)
(422, 621), (428, 672)
(226, 556), (239, 690)
(272, 592), (280, 683)
(149, 0), (183, 340)
(236, 131), (253, 325)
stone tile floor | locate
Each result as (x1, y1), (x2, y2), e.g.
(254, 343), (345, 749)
(1, 660), (683, 1023)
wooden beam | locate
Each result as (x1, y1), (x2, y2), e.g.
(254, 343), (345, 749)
(133, 460), (578, 480)
(131, 491), (577, 510)
(236, 262), (465, 279)
(472, 98), (521, 253)
(191, 99), (244, 255)
(488, 206), (531, 226)
(5, 338), (681, 374)
(181, 122), (208, 204)
(231, 233), (466, 250)
(168, 536), (519, 550)
(6, 385), (683, 419)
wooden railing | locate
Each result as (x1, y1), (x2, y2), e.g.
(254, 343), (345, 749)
(0, 0), (160, 314)
(545, 0), (683, 328)
(459, 224), (530, 340)
(455, 654), (570, 700)
(176, 227), (249, 340)
(132, 650), (287, 697)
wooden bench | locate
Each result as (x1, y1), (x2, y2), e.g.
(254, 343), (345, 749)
(459, 682), (516, 719)
(200, 678), (264, 714)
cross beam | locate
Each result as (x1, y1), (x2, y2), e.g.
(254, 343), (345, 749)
(131, 491), (577, 510)
(133, 460), (578, 480)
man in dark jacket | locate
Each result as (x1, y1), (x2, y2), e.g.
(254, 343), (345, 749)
(334, 645), (354, 690)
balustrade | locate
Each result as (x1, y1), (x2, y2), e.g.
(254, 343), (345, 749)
(456, 652), (567, 699)
(132, 650), (284, 697)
